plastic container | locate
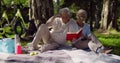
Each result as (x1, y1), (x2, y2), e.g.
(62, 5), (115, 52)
(15, 34), (22, 54)
(16, 43), (22, 54)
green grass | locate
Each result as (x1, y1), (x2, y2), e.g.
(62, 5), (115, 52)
(94, 31), (120, 55)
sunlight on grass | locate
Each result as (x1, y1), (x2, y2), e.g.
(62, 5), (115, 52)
(110, 29), (120, 34)
(94, 31), (120, 55)
(99, 38), (120, 47)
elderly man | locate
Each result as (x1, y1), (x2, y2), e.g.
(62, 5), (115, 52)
(28, 8), (78, 52)
(72, 9), (112, 54)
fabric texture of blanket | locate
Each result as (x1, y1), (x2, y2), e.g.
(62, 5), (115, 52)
(0, 49), (120, 63)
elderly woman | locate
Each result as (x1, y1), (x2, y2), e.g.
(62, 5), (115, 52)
(72, 9), (112, 54)
(72, 9), (91, 49)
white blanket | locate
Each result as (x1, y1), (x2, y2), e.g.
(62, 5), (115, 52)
(0, 49), (120, 63)
(63, 50), (120, 63)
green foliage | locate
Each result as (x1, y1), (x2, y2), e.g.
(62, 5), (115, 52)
(1, 0), (29, 7)
(13, 0), (29, 7)
(69, 3), (79, 19)
(117, 17), (120, 30)
(53, 0), (64, 14)
(99, 38), (120, 47)
(2, 0), (12, 6)
(69, 4), (77, 13)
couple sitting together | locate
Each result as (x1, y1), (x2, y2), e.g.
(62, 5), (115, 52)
(27, 7), (112, 54)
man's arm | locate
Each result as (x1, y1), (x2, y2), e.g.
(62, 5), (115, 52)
(46, 14), (60, 27)
(46, 16), (56, 27)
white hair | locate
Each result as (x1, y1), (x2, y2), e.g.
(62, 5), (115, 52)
(59, 7), (71, 16)
(77, 9), (87, 20)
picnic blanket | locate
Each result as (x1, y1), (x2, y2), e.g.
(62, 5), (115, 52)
(0, 49), (120, 63)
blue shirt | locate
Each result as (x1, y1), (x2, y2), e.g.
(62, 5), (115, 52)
(78, 23), (91, 37)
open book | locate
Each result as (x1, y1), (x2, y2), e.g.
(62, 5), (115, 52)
(66, 28), (83, 41)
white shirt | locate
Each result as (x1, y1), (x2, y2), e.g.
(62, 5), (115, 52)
(49, 17), (78, 45)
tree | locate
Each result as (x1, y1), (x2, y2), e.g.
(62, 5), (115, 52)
(94, 0), (102, 29)
(100, 0), (119, 33)
(89, 0), (95, 31)
(107, 0), (118, 31)
(100, 0), (109, 31)
(29, 0), (54, 28)
(0, 0), (1, 18)
(23, 0), (54, 38)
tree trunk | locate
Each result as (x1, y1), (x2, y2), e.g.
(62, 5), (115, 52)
(100, 0), (109, 31)
(107, 0), (118, 32)
(0, 0), (1, 18)
(94, 0), (102, 29)
(56, 0), (60, 13)
(24, 0), (54, 38)
(111, 0), (118, 30)
(89, 0), (95, 31)
(29, 0), (54, 28)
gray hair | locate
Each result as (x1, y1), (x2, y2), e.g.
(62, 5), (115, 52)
(59, 7), (71, 16)
(77, 9), (87, 20)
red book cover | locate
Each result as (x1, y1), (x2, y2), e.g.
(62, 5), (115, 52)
(66, 28), (82, 41)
